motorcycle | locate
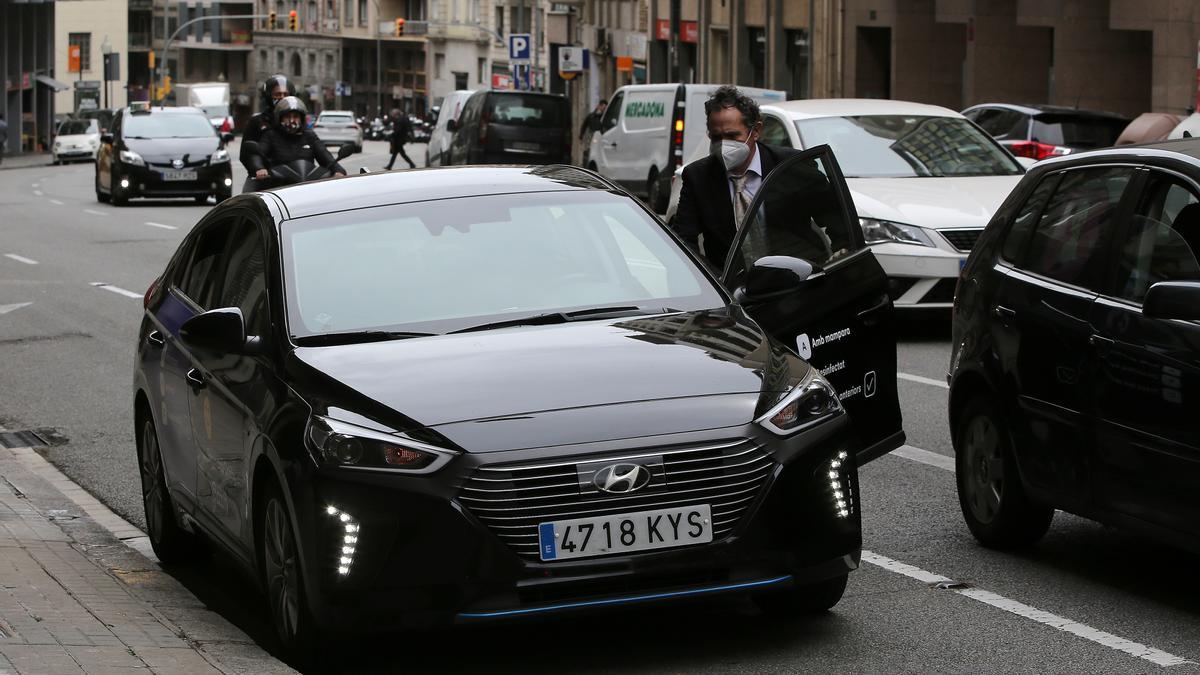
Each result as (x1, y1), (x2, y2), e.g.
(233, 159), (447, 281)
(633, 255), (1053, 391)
(241, 142), (355, 192)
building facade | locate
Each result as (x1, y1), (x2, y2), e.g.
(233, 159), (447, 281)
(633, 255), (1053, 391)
(55, 0), (131, 114)
(3, 0), (57, 155)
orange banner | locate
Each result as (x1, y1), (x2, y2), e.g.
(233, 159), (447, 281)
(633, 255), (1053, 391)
(616, 56), (634, 72)
(68, 45), (82, 73)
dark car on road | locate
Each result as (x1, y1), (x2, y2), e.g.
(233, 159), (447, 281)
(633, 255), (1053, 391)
(949, 138), (1200, 552)
(963, 103), (1132, 161)
(95, 106), (234, 206)
(132, 154), (903, 665)
(446, 90), (571, 165)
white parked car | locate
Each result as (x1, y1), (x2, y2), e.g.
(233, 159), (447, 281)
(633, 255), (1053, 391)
(667, 99), (1026, 308)
(426, 89), (474, 167)
(52, 118), (101, 164)
(312, 110), (363, 153)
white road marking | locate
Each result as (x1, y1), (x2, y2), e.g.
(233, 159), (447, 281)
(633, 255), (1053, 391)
(898, 371), (949, 389)
(48, 199), (64, 205)
(31, 183), (39, 189)
(89, 282), (142, 299)
(861, 550), (1194, 667)
(891, 444), (955, 472)
(83, 209), (109, 217)
(4, 254), (38, 265)
(33, 190), (43, 197)
(144, 221), (177, 230)
(0, 302), (33, 315)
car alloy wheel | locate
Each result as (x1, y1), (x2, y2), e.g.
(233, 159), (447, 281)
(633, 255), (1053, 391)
(260, 484), (316, 664)
(136, 415), (197, 562)
(953, 397), (1053, 548)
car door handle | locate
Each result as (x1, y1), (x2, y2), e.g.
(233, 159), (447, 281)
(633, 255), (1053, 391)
(146, 330), (165, 347)
(1089, 334), (1115, 356)
(857, 296), (891, 328)
(992, 305), (1016, 325)
(186, 368), (207, 390)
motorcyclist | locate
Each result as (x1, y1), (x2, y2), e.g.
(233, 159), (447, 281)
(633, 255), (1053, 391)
(248, 96), (346, 183)
(240, 74), (296, 172)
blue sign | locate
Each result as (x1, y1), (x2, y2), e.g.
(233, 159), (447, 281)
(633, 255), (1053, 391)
(508, 33), (531, 61)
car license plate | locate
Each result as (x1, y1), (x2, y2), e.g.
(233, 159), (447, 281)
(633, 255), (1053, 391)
(959, 258), (968, 271)
(538, 504), (713, 561)
(161, 169), (197, 181)
(509, 141), (541, 152)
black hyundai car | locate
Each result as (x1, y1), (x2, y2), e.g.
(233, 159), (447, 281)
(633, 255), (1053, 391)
(133, 156), (903, 664)
(949, 138), (1200, 551)
(96, 105), (234, 205)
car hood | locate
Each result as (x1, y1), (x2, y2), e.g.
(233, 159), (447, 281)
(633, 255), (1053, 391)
(291, 309), (804, 445)
(124, 136), (220, 163)
(847, 175), (1022, 230)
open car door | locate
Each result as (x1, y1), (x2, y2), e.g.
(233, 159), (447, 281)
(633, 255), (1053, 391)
(721, 145), (904, 463)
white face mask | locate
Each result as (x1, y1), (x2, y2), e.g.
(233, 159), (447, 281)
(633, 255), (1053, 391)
(710, 138), (752, 173)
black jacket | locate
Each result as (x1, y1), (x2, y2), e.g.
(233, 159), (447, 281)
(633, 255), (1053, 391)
(247, 127), (345, 175)
(389, 115), (412, 151)
(672, 143), (850, 270)
(239, 111), (272, 171)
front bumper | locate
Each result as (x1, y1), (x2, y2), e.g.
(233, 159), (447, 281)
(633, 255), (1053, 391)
(54, 147), (97, 161)
(115, 162), (233, 199)
(286, 419), (861, 630)
(871, 235), (975, 308)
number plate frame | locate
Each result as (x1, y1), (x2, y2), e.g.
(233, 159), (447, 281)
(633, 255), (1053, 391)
(161, 169), (198, 181)
(538, 504), (713, 562)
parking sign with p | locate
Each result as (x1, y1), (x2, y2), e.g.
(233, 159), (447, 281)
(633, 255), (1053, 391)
(508, 33), (531, 61)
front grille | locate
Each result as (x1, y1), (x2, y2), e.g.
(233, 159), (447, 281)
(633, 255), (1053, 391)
(939, 228), (983, 252)
(459, 439), (774, 561)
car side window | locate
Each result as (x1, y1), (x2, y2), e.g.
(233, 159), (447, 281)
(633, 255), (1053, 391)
(974, 109), (1026, 140)
(1001, 173), (1060, 263)
(1114, 173), (1200, 303)
(178, 217), (239, 310)
(1020, 167), (1132, 289)
(601, 92), (623, 132)
(760, 115), (791, 147)
(218, 220), (270, 337)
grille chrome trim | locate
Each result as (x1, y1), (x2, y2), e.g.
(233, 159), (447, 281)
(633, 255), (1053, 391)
(459, 439), (774, 560)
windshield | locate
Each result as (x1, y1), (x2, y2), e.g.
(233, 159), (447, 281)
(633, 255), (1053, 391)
(282, 190), (723, 338)
(124, 113), (216, 139)
(795, 115), (1022, 178)
(58, 120), (97, 135)
(1031, 115), (1126, 148)
(487, 94), (565, 128)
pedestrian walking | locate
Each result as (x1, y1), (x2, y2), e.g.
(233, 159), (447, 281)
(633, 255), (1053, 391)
(579, 99), (607, 166)
(384, 108), (416, 170)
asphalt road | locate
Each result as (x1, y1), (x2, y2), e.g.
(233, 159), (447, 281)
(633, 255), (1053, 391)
(2, 147), (1199, 673)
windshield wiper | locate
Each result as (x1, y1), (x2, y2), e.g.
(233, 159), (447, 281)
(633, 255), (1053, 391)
(294, 330), (436, 346)
(448, 306), (663, 335)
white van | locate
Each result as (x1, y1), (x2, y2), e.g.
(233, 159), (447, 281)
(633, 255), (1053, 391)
(426, 89), (475, 167)
(587, 83), (786, 212)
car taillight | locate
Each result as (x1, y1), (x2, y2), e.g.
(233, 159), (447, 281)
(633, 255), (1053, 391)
(144, 277), (160, 309)
(220, 118), (232, 133)
(1009, 141), (1070, 161)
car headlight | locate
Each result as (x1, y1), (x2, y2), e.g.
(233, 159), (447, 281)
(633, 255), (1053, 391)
(306, 415), (457, 474)
(860, 218), (935, 247)
(756, 368), (844, 436)
(209, 148), (230, 164)
(119, 148), (146, 166)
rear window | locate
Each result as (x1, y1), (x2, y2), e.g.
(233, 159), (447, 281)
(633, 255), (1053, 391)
(319, 114), (355, 124)
(487, 94), (565, 128)
(1031, 115), (1127, 149)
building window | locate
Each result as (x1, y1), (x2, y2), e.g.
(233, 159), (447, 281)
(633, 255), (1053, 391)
(259, 49), (268, 71)
(276, 49), (285, 71)
(292, 52), (303, 76)
(343, 0), (351, 23)
(69, 33), (92, 71)
(477, 57), (486, 85)
(747, 27), (766, 88)
(326, 53), (335, 77)
(405, 0), (424, 21)
(435, 53), (445, 78)
(358, 0), (367, 26)
(495, 6), (504, 37)
(453, 71), (468, 89)
(308, 52), (317, 77)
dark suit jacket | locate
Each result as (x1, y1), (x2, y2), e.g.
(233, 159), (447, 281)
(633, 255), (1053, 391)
(673, 142), (851, 271)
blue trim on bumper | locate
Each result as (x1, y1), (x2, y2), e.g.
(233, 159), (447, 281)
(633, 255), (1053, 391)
(458, 574), (793, 619)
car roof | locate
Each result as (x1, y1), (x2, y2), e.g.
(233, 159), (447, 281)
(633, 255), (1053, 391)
(963, 102), (1130, 120)
(763, 98), (963, 120)
(266, 165), (617, 219)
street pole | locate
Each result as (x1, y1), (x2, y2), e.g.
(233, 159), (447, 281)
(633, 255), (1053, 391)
(669, 0), (680, 83)
(371, 0), (381, 116)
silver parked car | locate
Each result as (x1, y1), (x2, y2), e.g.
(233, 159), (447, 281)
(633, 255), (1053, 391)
(313, 110), (363, 153)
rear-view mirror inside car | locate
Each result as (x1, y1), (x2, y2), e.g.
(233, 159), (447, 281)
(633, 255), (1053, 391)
(1143, 281), (1200, 320)
(181, 307), (251, 354)
(743, 256), (816, 299)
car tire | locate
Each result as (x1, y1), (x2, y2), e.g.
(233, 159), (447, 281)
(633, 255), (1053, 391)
(754, 573), (849, 616)
(647, 168), (666, 214)
(258, 481), (318, 669)
(954, 397), (1054, 548)
(136, 414), (201, 564)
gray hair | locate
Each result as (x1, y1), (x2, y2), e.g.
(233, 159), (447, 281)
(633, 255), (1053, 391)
(703, 85), (762, 130)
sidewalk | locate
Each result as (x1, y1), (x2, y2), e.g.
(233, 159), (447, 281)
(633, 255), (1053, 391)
(0, 443), (294, 674)
(0, 153), (53, 171)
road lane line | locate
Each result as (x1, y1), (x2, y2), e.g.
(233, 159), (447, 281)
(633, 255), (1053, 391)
(48, 199), (64, 205)
(144, 221), (177, 230)
(861, 550), (1194, 667)
(4, 254), (38, 265)
(0, 302), (33, 315)
(83, 209), (108, 216)
(898, 372), (949, 389)
(89, 282), (142, 299)
(33, 190), (44, 196)
(891, 444), (955, 472)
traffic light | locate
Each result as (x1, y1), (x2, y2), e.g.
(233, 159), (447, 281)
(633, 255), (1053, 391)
(288, 9), (298, 31)
(395, 17), (405, 36)
(269, 9), (277, 27)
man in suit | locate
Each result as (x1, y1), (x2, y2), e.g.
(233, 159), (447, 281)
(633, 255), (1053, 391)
(673, 86), (849, 272)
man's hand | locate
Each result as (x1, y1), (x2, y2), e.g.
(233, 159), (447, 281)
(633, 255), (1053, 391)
(255, 169), (268, 179)
(333, 171), (346, 177)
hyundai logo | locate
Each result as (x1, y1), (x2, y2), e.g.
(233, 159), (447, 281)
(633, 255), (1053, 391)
(172, 159), (184, 169)
(593, 463), (651, 494)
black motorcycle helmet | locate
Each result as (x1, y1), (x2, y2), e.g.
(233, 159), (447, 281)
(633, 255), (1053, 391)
(260, 74), (296, 113)
(275, 96), (308, 135)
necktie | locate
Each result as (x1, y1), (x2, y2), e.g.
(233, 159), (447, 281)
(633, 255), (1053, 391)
(731, 173), (768, 264)
(731, 173), (751, 228)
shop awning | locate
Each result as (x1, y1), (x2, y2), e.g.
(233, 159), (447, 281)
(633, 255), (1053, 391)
(35, 74), (71, 92)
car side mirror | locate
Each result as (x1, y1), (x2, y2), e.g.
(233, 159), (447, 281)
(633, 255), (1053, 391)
(1143, 281), (1200, 320)
(446, 119), (458, 132)
(222, 132), (235, 144)
(741, 256), (816, 300)
(100, 133), (114, 144)
(181, 307), (257, 354)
